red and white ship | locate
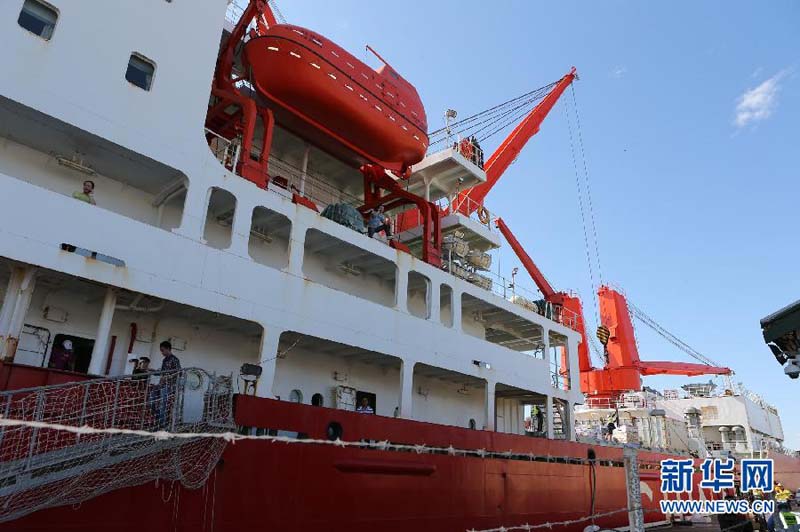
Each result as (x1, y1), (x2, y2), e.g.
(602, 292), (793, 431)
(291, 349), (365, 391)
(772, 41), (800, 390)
(0, 1), (795, 531)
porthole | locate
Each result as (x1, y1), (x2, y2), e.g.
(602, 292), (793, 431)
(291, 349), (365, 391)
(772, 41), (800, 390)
(326, 421), (343, 441)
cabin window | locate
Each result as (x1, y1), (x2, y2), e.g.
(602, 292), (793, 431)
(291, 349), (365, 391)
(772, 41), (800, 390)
(126, 53), (156, 91)
(18, 0), (58, 40)
(204, 187), (237, 249)
(311, 393), (324, 407)
(407, 271), (430, 319)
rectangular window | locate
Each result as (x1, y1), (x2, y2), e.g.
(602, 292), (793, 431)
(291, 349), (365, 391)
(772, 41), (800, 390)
(126, 53), (156, 91)
(18, 0), (58, 40)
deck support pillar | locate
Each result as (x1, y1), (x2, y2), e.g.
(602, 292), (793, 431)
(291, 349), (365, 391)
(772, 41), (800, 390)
(399, 359), (415, 419)
(174, 180), (209, 241)
(287, 222), (307, 278)
(256, 329), (280, 398)
(429, 282), (440, 322)
(88, 287), (117, 375)
(451, 289), (462, 331)
(0, 265), (37, 362)
(485, 380), (496, 431)
(226, 197), (255, 257)
(395, 267), (408, 312)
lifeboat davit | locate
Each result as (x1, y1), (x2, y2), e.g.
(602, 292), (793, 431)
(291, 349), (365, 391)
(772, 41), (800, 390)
(243, 24), (428, 173)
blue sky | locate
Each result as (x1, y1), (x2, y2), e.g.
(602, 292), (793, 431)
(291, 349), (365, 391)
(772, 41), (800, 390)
(283, 0), (800, 446)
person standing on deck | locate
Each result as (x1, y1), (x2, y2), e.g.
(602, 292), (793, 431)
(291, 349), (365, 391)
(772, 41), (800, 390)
(533, 404), (544, 433)
(48, 339), (75, 371)
(72, 180), (96, 205)
(367, 206), (392, 239)
(152, 341), (181, 427)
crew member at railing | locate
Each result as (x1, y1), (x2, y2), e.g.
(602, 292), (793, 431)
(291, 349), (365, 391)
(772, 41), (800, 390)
(356, 396), (374, 414)
(153, 341), (181, 427)
(367, 205), (394, 240)
(472, 136), (484, 168)
(72, 180), (96, 205)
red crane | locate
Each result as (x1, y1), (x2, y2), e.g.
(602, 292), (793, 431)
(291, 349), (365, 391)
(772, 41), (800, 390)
(456, 67), (578, 216)
(396, 67), (578, 235)
(497, 217), (731, 401)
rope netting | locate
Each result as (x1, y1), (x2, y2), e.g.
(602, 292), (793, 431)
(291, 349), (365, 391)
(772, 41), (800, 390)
(0, 368), (233, 523)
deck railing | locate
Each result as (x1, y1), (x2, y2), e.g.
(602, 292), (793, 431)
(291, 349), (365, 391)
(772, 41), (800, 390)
(0, 368), (233, 523)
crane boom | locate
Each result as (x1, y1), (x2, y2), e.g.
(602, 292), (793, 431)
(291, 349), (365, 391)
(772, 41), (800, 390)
(495, 217), (594, 373)
(638, 361), (732, 377)
(457, 67), (578, 215)
(494, 218), (556, 299)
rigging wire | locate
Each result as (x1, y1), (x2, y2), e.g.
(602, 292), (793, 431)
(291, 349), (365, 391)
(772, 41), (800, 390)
(428, 81), (557, 137)
(428, 94), (547, 149)
(570, 84), (604, 285)
(627, 298), (725, 368)
(564, 95), (600, 326)
(428, 97), (540, 148)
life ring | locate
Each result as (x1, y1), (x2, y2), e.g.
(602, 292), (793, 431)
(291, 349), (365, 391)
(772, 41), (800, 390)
(477, 206), (490, 225)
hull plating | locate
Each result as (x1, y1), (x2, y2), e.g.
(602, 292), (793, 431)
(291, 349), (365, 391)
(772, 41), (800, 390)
(0, 396), (713, 532)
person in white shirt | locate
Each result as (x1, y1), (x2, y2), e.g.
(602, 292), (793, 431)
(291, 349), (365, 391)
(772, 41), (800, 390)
(356, 397), (374, 414)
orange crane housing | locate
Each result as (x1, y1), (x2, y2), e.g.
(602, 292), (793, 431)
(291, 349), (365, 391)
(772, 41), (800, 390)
(498, 218), (731, 401)
(447, 68), (734, 401)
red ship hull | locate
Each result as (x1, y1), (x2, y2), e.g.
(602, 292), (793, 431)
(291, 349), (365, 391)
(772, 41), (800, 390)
(243, 24), (428, 172)
(1, 394), (720, 532)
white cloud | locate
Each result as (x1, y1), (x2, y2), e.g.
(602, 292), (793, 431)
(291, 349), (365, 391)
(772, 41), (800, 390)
(734, 70), (789, 128)
(611, 65), (627, 79)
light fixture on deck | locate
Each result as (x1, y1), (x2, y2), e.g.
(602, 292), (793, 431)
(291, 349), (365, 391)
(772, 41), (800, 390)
(338, 262), (362, 277)
(456, 385), (470, 396)
(56, 153), (96, 176)
(250, 226), (273, 243)
(472, 360), (491, 370)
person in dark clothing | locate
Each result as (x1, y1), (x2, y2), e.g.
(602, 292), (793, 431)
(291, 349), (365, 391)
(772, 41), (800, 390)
(159, 342), (181, 372)
(718, 495), (754, 532)
(48, 340), (76, 371)
(367, 206), (392, 239)
(152, 341), (181, 428)
(534, 404), (544, 433)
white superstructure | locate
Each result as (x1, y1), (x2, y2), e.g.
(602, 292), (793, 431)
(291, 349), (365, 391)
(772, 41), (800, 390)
(0, 0), (583, 439)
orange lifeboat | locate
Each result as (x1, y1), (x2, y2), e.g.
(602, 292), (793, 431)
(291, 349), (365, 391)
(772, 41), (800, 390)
(243, 24), (428, 174)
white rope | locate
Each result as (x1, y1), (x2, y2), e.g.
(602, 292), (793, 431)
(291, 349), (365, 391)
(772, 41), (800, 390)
(466, 506), (644, 532)
(0, 416), (664, 466)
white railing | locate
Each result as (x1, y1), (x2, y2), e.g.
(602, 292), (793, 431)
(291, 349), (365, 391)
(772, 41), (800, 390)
(577, 393), (658, 411)
(267, 156), (362, 212)
(0, 369), (233, 523)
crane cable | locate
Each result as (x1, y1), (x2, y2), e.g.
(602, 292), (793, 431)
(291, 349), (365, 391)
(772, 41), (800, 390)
(428, 81), (559, 147)
(626, 299), (726, 369)
(564, 88), (600, 329)
(571, 84), (604, 286)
